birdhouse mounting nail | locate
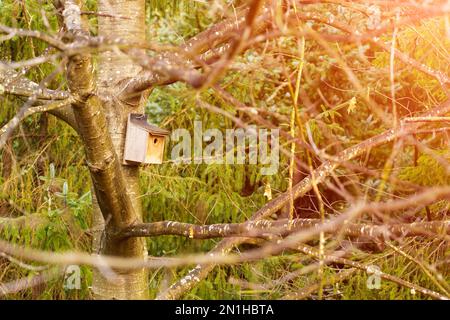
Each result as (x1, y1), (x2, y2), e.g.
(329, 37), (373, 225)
(123, 113), (170, 165)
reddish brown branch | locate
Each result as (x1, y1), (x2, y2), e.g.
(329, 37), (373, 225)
(157, 99), (450, 299)
(119, 3), (274, 97)
(123, 1), (450, 96)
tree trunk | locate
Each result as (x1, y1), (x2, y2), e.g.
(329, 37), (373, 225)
(91, 0), (149, 299)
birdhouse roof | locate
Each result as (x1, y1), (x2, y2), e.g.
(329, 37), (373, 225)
(129, 113), (170, 136)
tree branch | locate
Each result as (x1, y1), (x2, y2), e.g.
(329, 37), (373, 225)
(280, 10), (450, 87)
(156, 99), (450, 299)
(118, 218), (450, 241)
(123, 0), (450, 96)
(0, 64), (69, 100)
(60, 0), (138, 232)
(0, 211), (84, 242)
(48, 104), (79, 131)
(119, 2), (274, 97)
(296, 243), (448, 300)
(0, 98), (74, 150)
(0, 268), (63, 297)
(0, 24), (66, 51)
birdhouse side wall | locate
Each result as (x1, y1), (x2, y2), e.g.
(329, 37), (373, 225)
(124, 125), (148, 164)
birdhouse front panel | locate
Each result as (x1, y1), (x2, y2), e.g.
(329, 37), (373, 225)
(145, 135), (165, 164)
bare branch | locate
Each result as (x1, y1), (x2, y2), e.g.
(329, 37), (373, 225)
(296, 243), (448, 300)
(0, 268), (63, 297)
(157, 99), (450, 299)
(403, 117), (450, 123)
(118, 218), (450, 241)
(0, 188), (448, 277)
(123, 0), (450, 96)
(0, 98), (74, 150)
(198, 0), (266, 88)
(0, 64), (69, 100)
(119, 2), (273, 97)
(0, 24), (66, 51)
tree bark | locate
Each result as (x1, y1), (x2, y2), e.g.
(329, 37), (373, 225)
(91, 0), (149, 300)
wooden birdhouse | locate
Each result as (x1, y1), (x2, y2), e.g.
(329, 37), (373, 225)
(123, 113), (170, 165)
